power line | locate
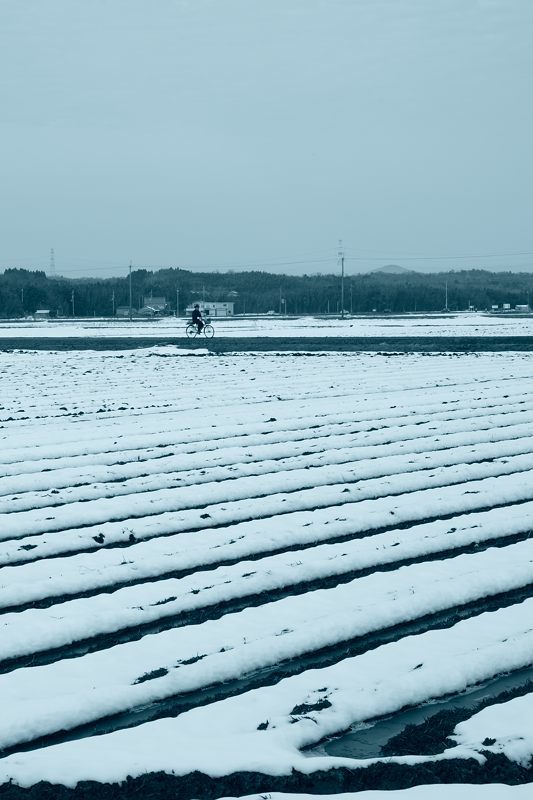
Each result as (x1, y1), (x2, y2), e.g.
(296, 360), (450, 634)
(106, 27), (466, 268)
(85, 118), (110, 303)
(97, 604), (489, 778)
(344, 251), (533, 262)
(132, 257), (335, 270)
(38, 258), (335, 276)
(2, 247), (533, 276)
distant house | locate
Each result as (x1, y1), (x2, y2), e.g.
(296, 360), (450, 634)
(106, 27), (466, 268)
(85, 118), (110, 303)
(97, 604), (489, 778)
(33, 309), (50, 320)
(515, 305), (530, 313)
(139, 296), (169, 316)
(185, 301), (234, 318)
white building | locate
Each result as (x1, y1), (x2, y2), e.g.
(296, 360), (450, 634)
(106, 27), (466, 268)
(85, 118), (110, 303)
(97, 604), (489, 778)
(185, 301), (234, 317)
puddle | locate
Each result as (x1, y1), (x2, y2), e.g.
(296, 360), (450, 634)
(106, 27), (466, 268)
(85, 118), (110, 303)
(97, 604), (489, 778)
(309, 665), (533, 760)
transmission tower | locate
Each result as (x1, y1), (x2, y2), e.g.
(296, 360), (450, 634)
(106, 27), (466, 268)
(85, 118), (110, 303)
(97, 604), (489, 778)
(49, 248), (56, 277)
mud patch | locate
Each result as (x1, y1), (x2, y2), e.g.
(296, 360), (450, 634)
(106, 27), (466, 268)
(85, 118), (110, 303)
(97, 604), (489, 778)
(317, 668), (533, 760)
(0, 755), (532, 800)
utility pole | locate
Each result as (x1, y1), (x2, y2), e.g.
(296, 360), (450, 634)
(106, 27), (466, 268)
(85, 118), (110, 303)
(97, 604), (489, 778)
(279, 286), (282, 315)
(111, 289), (115, 317)
(129, 263), (133, 321)
(445, 281), (449, 312)
(176, 287), (180, 317)
(71, 289), (75, 317)
(20, 287), (24, 311)
(350, 282), (353, 315)
(338, 240), (345, 319)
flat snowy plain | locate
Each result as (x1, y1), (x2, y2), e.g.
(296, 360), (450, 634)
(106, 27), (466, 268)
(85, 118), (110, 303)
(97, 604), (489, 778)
(1, 329), (533, 797)
(1, 310), (533, 338)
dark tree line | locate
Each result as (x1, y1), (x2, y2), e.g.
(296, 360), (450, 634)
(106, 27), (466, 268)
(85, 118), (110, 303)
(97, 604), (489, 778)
(0, 267), (531, 317)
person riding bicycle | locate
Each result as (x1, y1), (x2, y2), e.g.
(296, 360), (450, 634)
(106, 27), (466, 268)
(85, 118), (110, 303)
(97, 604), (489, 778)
(192, 304), (204, 333)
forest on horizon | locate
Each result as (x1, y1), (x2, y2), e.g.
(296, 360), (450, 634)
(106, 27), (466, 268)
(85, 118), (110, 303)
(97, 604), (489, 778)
(0, 266), (532, 317)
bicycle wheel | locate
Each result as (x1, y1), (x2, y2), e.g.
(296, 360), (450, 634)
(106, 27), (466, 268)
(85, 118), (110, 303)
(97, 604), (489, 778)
(203, 324), (214, 338)
(186, 324), (198, 338)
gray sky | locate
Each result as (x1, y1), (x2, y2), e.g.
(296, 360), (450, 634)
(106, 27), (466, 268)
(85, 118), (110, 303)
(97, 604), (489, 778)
(1, 0), (532, 277)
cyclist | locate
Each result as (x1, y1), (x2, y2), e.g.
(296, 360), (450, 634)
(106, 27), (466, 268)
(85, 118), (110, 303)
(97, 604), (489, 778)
(191, 304), (204, 334)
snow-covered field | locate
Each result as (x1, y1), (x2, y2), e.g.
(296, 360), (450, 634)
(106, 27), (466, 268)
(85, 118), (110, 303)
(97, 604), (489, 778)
(1, 345), (533, 796)
(1, 311), (533, 338)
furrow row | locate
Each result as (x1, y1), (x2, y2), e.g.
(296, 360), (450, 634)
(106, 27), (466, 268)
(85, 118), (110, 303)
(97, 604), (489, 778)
(1, 542), (532, 755)
(2, 451), (532, 546)
(2, 412), (533, 513)
(3, 362), (532, 461)
(2, 515), (532, 673)
(2, 476), (532, 610)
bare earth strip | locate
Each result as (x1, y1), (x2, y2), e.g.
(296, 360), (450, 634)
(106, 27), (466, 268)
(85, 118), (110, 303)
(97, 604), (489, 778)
(2, 334), (533, 351)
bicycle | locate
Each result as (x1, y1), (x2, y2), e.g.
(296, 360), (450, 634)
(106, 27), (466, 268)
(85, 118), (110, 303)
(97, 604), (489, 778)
(186, 318), (215, 338)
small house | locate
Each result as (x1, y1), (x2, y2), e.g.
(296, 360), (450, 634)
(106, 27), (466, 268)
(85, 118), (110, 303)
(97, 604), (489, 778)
(139, 296), (169, 316)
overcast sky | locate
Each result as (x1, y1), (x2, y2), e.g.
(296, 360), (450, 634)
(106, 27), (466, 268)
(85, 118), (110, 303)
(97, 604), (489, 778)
(1, 0), (532, 277)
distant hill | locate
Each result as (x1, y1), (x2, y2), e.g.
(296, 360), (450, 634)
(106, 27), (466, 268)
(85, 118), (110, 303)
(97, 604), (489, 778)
(371, 264), (418, 275)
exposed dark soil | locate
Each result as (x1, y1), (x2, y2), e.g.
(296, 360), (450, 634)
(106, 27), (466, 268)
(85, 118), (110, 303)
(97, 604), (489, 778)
(2, 335), (533, 352)
(8, 443), (533, 565)
(2, 524), (532, 675)
(5, 463), (493, 545)
(380, 679), (533, 757)
(3, 496), (532, 636)
(3, 580), (533, 759)
(0, 754), (532, 800)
